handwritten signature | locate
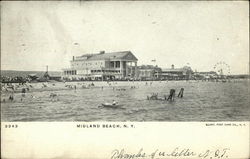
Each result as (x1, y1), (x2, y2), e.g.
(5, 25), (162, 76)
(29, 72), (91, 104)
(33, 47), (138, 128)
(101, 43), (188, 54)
(111, 147), (230, 159)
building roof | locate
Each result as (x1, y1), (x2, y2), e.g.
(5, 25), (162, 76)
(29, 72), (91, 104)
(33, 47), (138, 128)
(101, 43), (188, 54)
(49, 72), (62, 77)
(162, 66), (193, 72)
(198, 71), (217, 74)
(74, 51), (138, 61)
(161, 68), (185, 72)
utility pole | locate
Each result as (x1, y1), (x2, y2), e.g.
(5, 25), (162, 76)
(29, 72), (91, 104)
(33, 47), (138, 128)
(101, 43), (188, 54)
(44, 65), (50, 79)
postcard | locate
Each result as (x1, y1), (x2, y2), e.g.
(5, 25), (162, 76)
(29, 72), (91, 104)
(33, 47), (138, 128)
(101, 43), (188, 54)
(1, 1), (249, 159)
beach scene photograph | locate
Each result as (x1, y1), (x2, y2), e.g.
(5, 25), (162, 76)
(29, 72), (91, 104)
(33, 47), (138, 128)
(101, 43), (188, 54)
(1, 1), (249, 122)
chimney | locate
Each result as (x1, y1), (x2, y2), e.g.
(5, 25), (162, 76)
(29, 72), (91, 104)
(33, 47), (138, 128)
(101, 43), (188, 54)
(73, 56), (75, 61)
(171, 64), (174, 69)
(100, 51), (105, 54)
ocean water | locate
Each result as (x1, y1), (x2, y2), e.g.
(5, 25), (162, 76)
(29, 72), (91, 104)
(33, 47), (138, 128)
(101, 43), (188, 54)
(1, 80), (249, 121)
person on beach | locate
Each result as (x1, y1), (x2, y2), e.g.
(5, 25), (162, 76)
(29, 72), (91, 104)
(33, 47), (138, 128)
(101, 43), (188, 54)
(164, 95), (167, 100)
(10, 85), (14, 91)
(9, 95), (14, 101)
(22, 88), (26, 97)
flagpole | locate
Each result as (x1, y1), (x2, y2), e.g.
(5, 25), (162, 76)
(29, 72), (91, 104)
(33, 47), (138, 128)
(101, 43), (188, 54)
(151, 59), (156, 66)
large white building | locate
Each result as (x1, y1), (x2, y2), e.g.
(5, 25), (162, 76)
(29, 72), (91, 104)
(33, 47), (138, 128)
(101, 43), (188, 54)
(62, 51), (138, 80)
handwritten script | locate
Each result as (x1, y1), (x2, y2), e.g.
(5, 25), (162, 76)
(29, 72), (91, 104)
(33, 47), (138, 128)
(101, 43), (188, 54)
(111, 147), (230, 159)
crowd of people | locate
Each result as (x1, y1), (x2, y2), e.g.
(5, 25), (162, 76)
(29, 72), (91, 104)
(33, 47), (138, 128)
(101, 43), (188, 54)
(1, 78), (186, 109)
(0, 76), (29, 83)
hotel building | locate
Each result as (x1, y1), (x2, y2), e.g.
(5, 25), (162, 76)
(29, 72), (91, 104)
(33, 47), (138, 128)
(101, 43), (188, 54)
(62, 51), (138, 80)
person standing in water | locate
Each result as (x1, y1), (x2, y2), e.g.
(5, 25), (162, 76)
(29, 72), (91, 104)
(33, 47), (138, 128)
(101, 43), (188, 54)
(178, 88), (184, 98)
(167, 89), (175, 101)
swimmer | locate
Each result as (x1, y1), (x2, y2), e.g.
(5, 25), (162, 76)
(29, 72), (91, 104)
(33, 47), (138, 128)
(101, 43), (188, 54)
(112, 100), (118, 105)
(50, 93), (57, 98)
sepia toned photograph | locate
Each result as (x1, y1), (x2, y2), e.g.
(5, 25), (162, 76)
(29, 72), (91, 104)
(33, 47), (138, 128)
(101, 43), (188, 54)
(1, 1), (249, 122)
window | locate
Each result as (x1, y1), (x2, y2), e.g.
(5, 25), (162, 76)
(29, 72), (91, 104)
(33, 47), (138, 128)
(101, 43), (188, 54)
(116, 61), (120, 68)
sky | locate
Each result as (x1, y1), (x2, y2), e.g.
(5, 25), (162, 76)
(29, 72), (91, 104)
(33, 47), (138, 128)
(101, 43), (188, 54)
(1, 1), (249, 74)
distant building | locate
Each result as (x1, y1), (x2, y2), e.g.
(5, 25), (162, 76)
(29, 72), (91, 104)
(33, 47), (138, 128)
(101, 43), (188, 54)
(62, 51), (138, 80)
(137, 65), (161, 80)
(194, 71), (218, 79)
(160, 65), (193, 80)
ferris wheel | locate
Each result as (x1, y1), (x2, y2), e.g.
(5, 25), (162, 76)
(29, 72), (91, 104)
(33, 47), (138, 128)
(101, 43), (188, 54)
(213, 62), (231, 76)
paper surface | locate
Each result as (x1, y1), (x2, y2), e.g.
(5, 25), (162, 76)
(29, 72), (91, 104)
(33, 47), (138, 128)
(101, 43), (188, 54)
(2, 122), (249, 159)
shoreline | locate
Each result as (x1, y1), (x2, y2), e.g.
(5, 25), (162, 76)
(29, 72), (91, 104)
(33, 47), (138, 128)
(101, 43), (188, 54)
(1, 77), (249, 84)
(1, 79), (249, 95)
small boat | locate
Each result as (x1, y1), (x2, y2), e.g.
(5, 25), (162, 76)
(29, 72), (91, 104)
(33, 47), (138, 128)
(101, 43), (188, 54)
(101, 103), (122, 108)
